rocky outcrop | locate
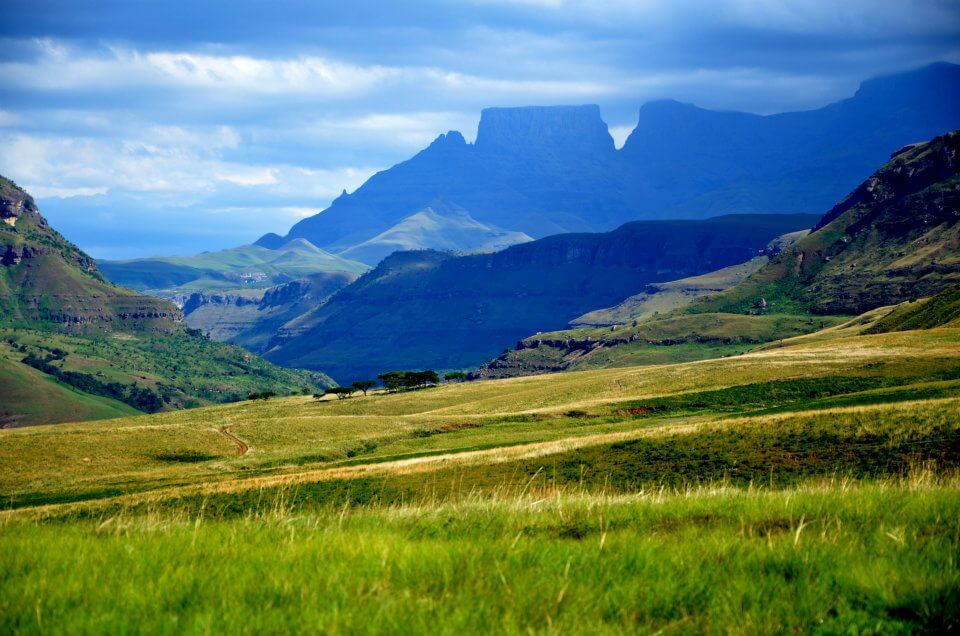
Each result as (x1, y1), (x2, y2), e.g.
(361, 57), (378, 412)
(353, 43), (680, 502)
(474, 105), (614, 159)
(0, 195), (24, 226)
(182, 292), (258, 316)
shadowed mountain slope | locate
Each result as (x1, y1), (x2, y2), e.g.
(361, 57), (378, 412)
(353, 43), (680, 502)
(263, 214), (818, 381)
(476, 130), (960, 379)
(692, 130), (960, 316)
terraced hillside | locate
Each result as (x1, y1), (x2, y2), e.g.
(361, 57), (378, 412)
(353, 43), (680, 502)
(2, 309), (958, 632)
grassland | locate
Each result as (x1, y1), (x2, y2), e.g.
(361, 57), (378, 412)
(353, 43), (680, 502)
(0, 326), (332, 425)
(0, 353), (138, 427)
(98, 239), (368, 295)
(1, 316), (959, 632)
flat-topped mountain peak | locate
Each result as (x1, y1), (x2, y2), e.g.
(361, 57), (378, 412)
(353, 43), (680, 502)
(475, 104), (614, 156)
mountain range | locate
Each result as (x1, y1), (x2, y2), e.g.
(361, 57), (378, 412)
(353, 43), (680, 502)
(99, 238), (367, 297)
(256, 63), (960, 264)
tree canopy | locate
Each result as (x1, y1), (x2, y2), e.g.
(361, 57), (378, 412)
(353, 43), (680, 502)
(351, 380), (377, 395)
(377, 370), (439, 392)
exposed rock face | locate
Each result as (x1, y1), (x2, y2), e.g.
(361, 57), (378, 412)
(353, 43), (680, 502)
(182, 293), (258, 315)
(1, 195), (24, 226)
(475, 105), (614, 159)
(181, 271), (358, 351)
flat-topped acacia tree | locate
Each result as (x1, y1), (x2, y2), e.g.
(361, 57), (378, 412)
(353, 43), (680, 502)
(351, 380), (377, 396)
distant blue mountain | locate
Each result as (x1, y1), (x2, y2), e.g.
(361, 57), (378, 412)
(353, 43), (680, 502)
(262, 62), (960, 264)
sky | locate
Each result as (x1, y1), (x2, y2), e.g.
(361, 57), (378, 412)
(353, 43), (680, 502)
(1, 0), (958, 259)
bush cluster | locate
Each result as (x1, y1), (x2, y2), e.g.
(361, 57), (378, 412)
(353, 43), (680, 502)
(21, 352), (165, 413)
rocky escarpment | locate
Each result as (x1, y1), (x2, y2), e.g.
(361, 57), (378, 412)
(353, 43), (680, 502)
(472, 325), (767, 380)
(0, 178), (101, 276)
(182, 292), (259, 315)
(181, 271), (358, 351)
(474, 104), (614, 159)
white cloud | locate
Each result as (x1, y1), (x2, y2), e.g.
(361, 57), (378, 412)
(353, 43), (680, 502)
(298, 111), (481, 148)
(0, 39), (632, 105)
(215, 167), (278, 187)
(0, 130), (377, 212)
(1, 42), (397, 96)
(142, 51), (397, 94)
(27, 185), (109, 198)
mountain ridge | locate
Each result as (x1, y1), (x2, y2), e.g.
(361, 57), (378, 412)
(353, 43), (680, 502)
(262, 213), (818, 381)
(262, 63), (960, 261)
(475, 129), (960, 378)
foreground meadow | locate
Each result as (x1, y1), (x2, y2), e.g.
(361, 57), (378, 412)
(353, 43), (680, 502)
(2, 480), (958, 634)
(1, 320), (959, 632)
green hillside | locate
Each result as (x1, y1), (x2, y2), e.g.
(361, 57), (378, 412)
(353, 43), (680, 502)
(571, 255), (770, 327)
(0, 177), (334, 425)
(866, 284), (960, 333)
(692, 130), (960, 316)
(0, 177), (177, 331)
(99, 238), (368, 295)
(0, 350), (138, 427)
(1, 314), (958, 631)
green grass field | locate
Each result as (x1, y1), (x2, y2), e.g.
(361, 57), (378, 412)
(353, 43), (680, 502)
(0, 326), (331, 425)
(2, 313), (959, 632)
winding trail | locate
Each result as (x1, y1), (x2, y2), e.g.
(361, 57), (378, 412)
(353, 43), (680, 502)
(218, 426), (250, 456)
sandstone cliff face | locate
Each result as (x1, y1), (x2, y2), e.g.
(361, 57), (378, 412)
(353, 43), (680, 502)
(181, 271), (358, 352)
(182, 292), (259, 315)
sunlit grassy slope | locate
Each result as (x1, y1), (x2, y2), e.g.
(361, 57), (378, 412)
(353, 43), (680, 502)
(0, 352), (138, 427)
(2, 313), (959, 632)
